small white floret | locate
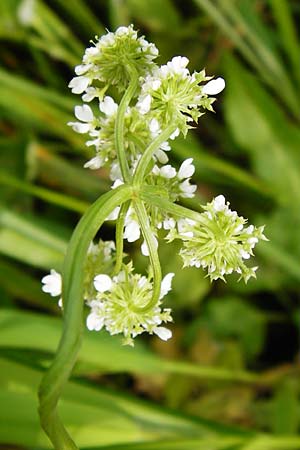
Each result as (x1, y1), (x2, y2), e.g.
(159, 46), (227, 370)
(202, 77), (225, 95)
(212, 195), (226, 212)
(84, 156), (103, 170)
(124, 219), (140, 242)
(41, 269), (62, 297)
(100, 96), (118, 116)
(160, 273), (175, 299)
(94, 274), (112, 292)
(160, 165), (177, 179)
(153, 326), (172, 341)
(137, 94), (152, 114)
(68, 76), (90, 94)
(75, 104), (94, 122)
(178, 158), (195, 179)
(86, 311), (104, 331)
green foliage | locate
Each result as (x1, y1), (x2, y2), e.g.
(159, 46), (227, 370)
(1, 0), (300, 448)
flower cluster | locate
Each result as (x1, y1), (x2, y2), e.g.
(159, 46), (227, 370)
(68, 25), (224, 180)
(137, 56), (225, 135)
(87, 263), (173, 346)
(167, 195), (267, 282)
(69, 24), (158, 94)
(41, 26), (266, 347)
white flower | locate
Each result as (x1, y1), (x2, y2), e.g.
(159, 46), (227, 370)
(160, 165), (177, 179)
(86, 300), (106, 331)
(212, 195), (226, 212)
(68, 76), (90, 94)
(68, 104), (94, 134)
(100, 96), (118, 116)
(165, 56), (189, 77)
(84, 155), (103, 170)
(179, 179), (197, 198)
(41, 269), (62, 297)
(202, 77), (225, 95)
(160, 273), (175, 299)
(94, 274), (112, 292)
(170, 128), (180, 140)
(124, 218), (140, 242)
(137, 94), (152, 114)
(82, 87), (98, 102)
(178, 158), (195, 179)
(153, 326), (172, 341)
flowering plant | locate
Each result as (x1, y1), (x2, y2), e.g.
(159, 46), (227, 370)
(39, 25), (266, 449)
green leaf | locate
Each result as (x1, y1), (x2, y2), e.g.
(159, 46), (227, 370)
(223, 55), (300, 206)
(0, 309), (259, 384)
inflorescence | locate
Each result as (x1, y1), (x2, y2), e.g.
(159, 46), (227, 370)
(42, 25), (266, 346)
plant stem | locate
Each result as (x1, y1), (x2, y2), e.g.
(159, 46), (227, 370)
(132, 199), (162, 312)
(114, 67), (139, 183)
(133, 124), (177, 185)
(38, 184), (132, 450)
(113, 200), (130, 274)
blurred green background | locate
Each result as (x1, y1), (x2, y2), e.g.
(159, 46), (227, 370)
(1, 0), (300, 449)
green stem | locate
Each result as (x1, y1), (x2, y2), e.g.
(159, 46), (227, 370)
(38, 184), (132, 450)
(113, 200), (131, 274)
(132, 199), (162, 313)
(115, 67), (139, 183)
(141, 185), (206, 223)
(133, 124), (177, 185)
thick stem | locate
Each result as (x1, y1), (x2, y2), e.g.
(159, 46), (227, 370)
(113, 200), (130, 274)
(38, 185), (132, 450)
(133, 124), (177, 185)
(132, 199), (162, 313)
(114, 67), (139, 183)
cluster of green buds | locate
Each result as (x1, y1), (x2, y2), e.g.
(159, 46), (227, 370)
(42, 25), (266, 346)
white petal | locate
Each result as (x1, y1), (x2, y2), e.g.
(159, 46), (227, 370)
(100, 96), (118, 116)
(86, 312), (104, 331)
(75, 64), (91, 75)
(153, 327), (172, 341)
(111, 179), (124, 189)
(75, 104), (94, 122)
(212, 195), (226, 212)
(160, 165), (176, 179)
(94, 274), (112, 292)
(137, 94), (151, 114)
(202, 77), (225, 95)
(124, 220), (140, 242)
(84, 156), (103, 170)
(178, 158), (195, 179)
(149, 118), (160, 133)
(82, 87), (97, 102)
(68, 76), (90, 94)
(41, 269), (62, 297)
(170, 128), (180, 140)
(160, 273), (174, 299)
(154, 149), (168, 164)
(68, 121), (91, 133)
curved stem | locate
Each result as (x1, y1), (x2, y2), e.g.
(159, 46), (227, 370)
(113, 200), (131, 275)
(132, 199), (162, 313)
(38, 184), (132, 450)
(141, 184), (207, 223)
(133, 124), (177, 185)
(115, 67), (139, 183)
